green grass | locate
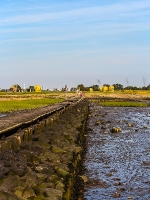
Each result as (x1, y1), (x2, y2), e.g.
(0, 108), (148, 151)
(0, 98), (64, 113)
(99, 101), (149, 107)
(0, 91), (61, 96)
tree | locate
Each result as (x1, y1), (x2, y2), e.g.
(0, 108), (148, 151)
(10, 84), (21, 92)
(77, 84), (89, 91)
(77, 84), (85, 91)
(147, 84), (150, 90)
(84, 87), (90, 91)
(124, 86), (140, 90)
(29, 86), (35, 92)
(113, 83), (123, 90)
(90, 84), (99, 91)
(103, 84), (110, 87)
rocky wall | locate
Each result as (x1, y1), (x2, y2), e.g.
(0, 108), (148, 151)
(0, 98), (88, 200)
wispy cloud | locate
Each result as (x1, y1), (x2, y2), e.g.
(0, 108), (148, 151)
(0, 0), (150, 89)
(1, 0), (150, 25)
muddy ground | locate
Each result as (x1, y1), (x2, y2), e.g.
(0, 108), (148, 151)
(84, 102), (150, 200)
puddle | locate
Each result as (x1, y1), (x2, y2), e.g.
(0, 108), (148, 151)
(0, 114), (7, 118)
(84, 103), (150, 199)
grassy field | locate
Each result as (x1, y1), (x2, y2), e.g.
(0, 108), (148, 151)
(0, 91), (64, 98)
(0, 90), (150, 112)
(0, 90), (150, 97)
(0, 91), (76, 100)
(0, 91), (62, 96)
(84, 90), (150, 96)
(0, 98), (64, 113)
(99, 101), (149, 107)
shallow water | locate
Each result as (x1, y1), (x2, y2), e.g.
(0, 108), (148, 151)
(84, 103), (150, 200)
(0, 114), (7, 118)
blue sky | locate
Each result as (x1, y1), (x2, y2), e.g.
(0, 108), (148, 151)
(0, 0), (150, 89)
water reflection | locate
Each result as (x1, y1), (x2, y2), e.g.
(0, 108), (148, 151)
(84, 104), (150, 199)
(0, 114), (7, 118)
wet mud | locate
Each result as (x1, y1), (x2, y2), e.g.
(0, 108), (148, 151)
(84, 102), (150, 200)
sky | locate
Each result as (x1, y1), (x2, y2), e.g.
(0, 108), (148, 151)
(0, 0), (150, 90)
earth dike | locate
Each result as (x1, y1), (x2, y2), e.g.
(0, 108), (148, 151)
(0, 97), (88, 200)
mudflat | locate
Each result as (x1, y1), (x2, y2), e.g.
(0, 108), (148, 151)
(84, 102), (150, 199)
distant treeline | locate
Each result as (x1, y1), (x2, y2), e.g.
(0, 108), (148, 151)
(77, 83), (150, 91)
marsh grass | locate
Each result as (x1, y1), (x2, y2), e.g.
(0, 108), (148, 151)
(0, 98), (64, 113)
(99, 101), (148, 107)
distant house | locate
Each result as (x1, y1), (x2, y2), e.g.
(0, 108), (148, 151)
(100, 86), (114, 92)
(103, 86), (109, 92)
(34, 85), (41, 92)
(10, 84), (21, 92)
(89, 88), (93, 92)
(109, 86), (114, 91)
(100, 87), (103, 92)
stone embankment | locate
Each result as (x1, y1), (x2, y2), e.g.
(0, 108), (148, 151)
(0, 98), (78, 138)
(0, 98), (88, 200)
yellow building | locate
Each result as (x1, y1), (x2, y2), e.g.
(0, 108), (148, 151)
(100, 87), (103, 92)
(90, 88), (93, 92)
(109, 86), (114, 91)
(34, 85), (41, 92)
(103, 86), (109, 92)
(99, 85), (114, 92)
